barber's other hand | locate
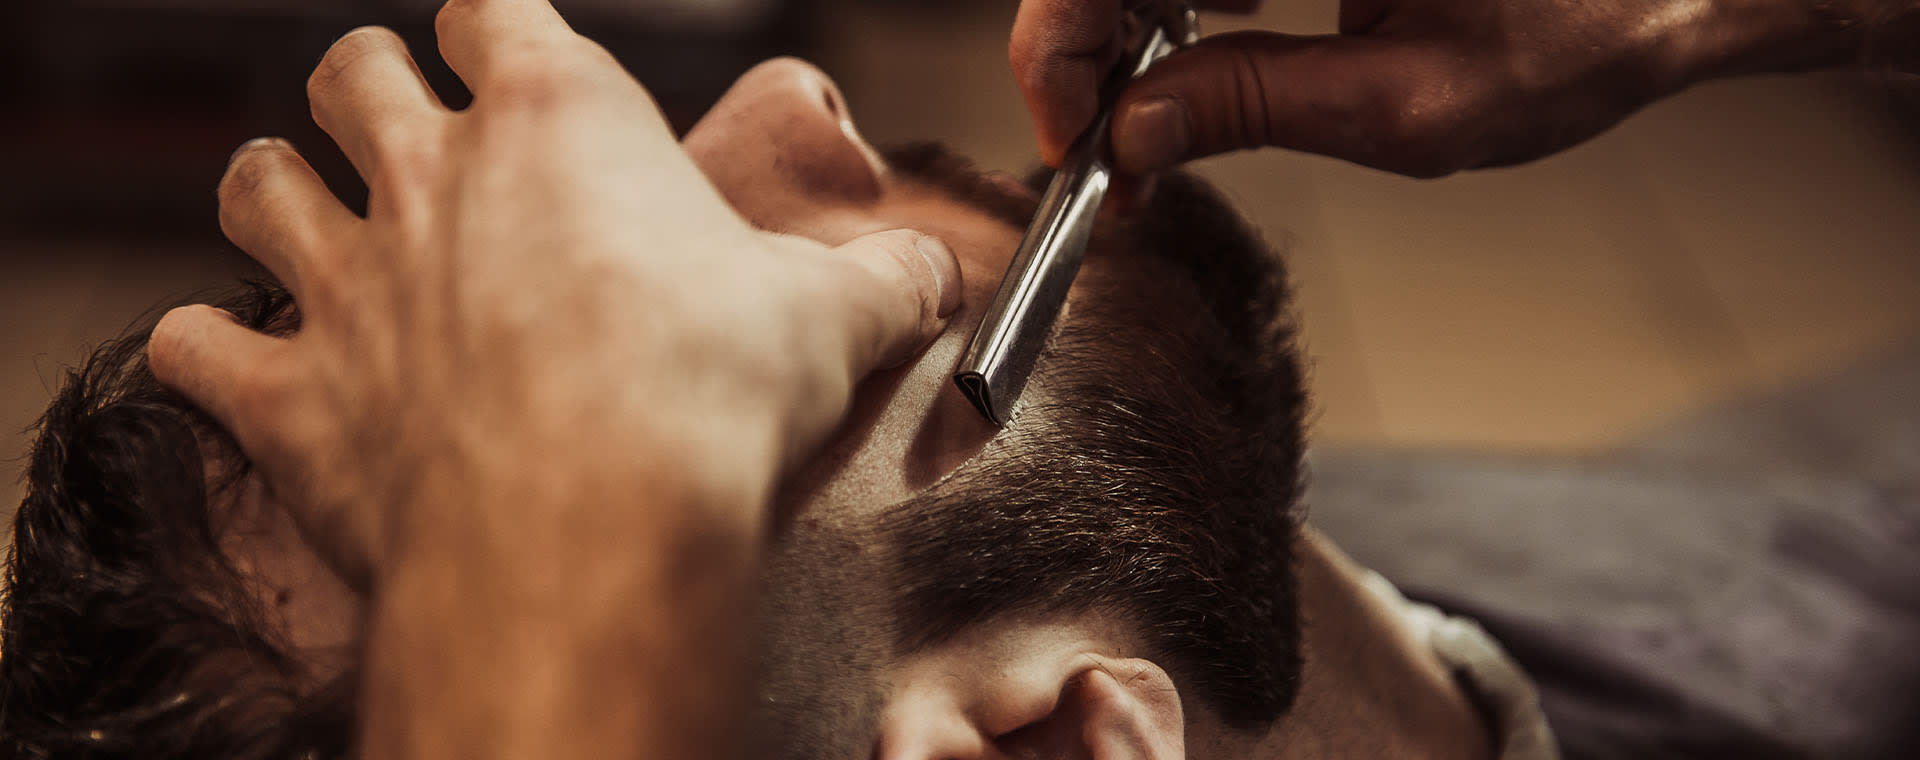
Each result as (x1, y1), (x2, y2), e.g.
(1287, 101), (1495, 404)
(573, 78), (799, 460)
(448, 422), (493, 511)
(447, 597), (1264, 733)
(145, 2), (960, 584)
(1012, 0), (1869, 177)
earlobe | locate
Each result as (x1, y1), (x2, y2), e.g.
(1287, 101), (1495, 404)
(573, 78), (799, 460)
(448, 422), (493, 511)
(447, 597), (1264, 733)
(998, 657), (1186, 760)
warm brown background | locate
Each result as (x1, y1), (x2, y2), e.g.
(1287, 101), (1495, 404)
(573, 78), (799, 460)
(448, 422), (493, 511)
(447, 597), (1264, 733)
(5, 0), (1919, 517)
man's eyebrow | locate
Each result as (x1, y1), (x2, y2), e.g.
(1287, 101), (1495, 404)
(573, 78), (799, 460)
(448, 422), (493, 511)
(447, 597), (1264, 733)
(880, 142), (1041, 230)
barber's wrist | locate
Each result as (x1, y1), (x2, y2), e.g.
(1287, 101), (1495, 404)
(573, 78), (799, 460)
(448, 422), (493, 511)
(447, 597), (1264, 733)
(440, 432), (768, 539)
(364, 488), (762, 760)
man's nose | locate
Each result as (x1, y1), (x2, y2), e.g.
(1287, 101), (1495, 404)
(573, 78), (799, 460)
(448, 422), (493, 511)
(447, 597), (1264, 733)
(683, 58), (887, 229)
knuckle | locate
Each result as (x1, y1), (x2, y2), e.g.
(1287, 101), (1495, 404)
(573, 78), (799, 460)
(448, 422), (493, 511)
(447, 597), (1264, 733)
(308, 26), (402, 100)
(177, 302), (231, 328)
(432, 0), (473, 42)
(1228, 47), (1279, 150)
(1008, 37), (1041, 78)
(218, 147), (342, 263)
(1370, 84), (1433, 146)
(147, 305), (209, 365)
(1009, 55), (1042, 94)
(1008, 45), (1082, 103)
(217, 140), (286, 206)
(1369, 79), (1479, 178)
(882, 239), (942, 331)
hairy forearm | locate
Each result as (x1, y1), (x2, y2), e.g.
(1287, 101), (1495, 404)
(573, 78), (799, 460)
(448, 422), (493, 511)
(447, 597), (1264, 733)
(357, 465), (766, 760)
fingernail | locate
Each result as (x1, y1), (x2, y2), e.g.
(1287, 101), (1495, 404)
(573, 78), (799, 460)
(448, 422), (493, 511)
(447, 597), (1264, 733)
(229, 137), (288, 165)
(1114, 97), (1190, 173)
(915, 235), (961, 318)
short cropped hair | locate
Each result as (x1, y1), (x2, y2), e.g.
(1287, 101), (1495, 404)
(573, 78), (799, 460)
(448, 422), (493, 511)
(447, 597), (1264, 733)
(881, 158), (1308, 727)
(0, 149), (1308, 759)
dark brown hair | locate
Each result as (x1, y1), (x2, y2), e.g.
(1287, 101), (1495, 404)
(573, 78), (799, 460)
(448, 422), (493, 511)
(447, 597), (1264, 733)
(0, 150), (1308, 758)
(0, 283), (355, 760)
(880, 166), (1308, 730)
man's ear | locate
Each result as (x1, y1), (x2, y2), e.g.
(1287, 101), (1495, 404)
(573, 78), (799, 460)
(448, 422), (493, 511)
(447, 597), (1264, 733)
(875, 653), (1186, 760)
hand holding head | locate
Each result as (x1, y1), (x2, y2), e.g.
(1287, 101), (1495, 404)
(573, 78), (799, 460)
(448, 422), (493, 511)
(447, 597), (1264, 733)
(146, 0), (961, 584)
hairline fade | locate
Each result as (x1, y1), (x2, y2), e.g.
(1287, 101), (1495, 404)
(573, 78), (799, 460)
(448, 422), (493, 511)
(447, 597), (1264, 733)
(875, 168), (1309, 732)
(1, 149), (1308, 759)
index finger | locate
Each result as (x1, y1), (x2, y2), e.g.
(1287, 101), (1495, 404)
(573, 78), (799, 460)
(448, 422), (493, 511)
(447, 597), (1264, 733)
(1010, 0), (1263, 166)
(1010, 0), (1129, 167)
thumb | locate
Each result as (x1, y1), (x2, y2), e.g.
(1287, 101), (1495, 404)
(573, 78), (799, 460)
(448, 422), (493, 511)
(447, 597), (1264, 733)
(148, 304), (297, 465)
(828, 228), (962, 376)
(1111, 31), (1469, 176)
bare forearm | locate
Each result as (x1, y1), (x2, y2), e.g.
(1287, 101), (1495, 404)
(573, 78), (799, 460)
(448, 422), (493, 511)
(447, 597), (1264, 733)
(1687, 0), (1919, 81)
(358, 471), (765, 760)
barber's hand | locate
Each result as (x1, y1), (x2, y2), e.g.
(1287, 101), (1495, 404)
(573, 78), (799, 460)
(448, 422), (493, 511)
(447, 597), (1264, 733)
(1012, 0), (1867, 177)
(146, 1), (960, 584)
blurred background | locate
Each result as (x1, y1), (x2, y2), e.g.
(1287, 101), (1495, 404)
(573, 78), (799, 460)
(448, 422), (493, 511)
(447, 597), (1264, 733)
(4, 1), (1918, 753)
(3, 0), (1918, 510)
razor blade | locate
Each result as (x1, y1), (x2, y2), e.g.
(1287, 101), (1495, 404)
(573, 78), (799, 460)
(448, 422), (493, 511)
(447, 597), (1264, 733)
(953, 1), (1198, 426)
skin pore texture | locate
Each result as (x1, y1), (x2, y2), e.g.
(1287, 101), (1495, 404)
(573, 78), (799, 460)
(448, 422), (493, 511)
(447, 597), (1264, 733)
(210, 57), (1489, 760)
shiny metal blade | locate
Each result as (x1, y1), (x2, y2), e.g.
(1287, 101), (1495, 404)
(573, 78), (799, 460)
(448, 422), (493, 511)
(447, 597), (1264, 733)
(953, 24), (1183, 425)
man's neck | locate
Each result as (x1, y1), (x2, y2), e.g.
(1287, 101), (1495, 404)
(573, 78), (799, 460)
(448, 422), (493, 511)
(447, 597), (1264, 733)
(1223, 528), (1494, 760)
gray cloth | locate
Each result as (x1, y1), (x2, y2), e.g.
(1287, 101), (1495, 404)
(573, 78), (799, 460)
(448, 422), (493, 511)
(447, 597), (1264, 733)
(1307, 343), (1920, 759)
(1363, 569), (1561, 760)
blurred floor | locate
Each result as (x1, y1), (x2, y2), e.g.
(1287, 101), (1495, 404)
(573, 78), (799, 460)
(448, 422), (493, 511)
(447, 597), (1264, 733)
(6, 0), (1920, 515)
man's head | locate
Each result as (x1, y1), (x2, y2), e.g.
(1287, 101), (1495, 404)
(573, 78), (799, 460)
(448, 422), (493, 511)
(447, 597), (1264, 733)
(1, 59), (1307, 759)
